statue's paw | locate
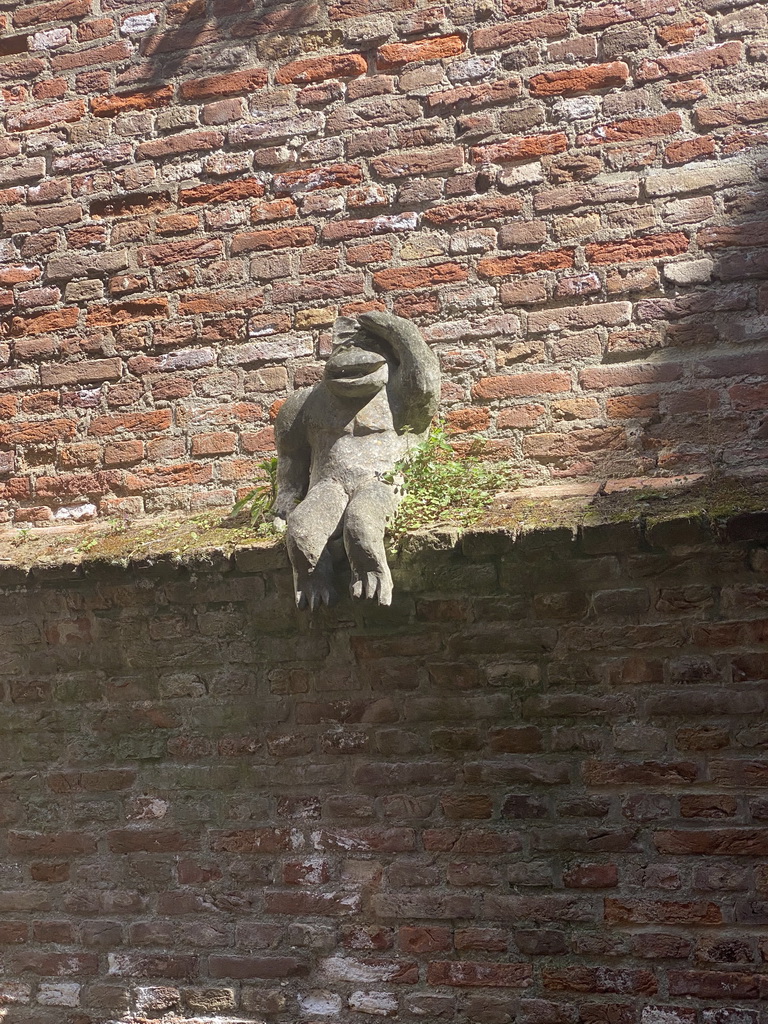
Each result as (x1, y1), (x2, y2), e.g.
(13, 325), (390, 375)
(296, 577), (337, 611)
(350, 570), (393, 606)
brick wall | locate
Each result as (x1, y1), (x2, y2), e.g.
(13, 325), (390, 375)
(0, 512), (767, 1022)
(0, 0), (767, 522)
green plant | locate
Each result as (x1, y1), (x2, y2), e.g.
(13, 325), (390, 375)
(385, 422), (518, 539)
(232, 456), (279, 536)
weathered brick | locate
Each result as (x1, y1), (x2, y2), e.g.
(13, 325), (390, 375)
(6, 99), (85, 132)
(637, 42), (742, 82)
(136, 130), (224, 161)
(473, 133), (568, 163)
(91, 86), (173, 116)
(276, 53), (367, 85)
(473, 15), (569, 50)
(273, 164), (363, 195)
(231, 226), (316, 254)
(179, 68), (268, 101)
(529, 61), (629, 97)
(585, 233), (689, 264)
(373, 263), (467, 291)
(478, 249), (574, 277)
(377, 34), (466, 68)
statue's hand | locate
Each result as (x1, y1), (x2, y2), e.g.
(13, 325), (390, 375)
(358, 311), (421, 350)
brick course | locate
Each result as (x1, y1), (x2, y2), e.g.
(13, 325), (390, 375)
(0, 0), (766, 521)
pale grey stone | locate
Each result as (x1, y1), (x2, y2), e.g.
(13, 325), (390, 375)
(275, 313), (440, 609)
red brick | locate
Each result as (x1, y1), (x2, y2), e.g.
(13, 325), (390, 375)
(91, 86), (173, 116)
(605, 898), (722, 924)
(11, 952), (98, 976)
(51, 39), (130, 72)
(275, 53), (367, 85)
(179, 179), (265, 205)
(427, 962), (532, 987)
(473, 132), (568, 163)
(231, 225), (316, 254)
(656, 17), (707, 47)
(696, 223), (768, 249)
(9, 308), (79, 337)
(138, 240), (223, 267)
(179, 67), (268, 101)
(668, 971), (760, 999)
(543, 967), (656, 994)
(321, 213), (418, 242)
(88, 411), (171, 437)
(473, 14), (569, 50)
(107, 829), (198, 853)
(377, 34), (465, 68)
(124, 463), (214, 491)
(478, 249), (574, 277)
(580, 363), (682, 389)
(426, 78), (522, 112)
(399, 926), (452, 953)
(695, 97), (768, 128)
(6, 99), (85, 133)
(472, 372), (571, 400)
(664, 136), (716, 165)
(445, 407), (491, 433)
(654, 829), (768, 856)
(373, 263), (467, 291)
(586, 233), (689, 264)
(607, 393), (659, 418)
(250, 198), (298, 224)
(529, 61), (630, 97)
(578, 113), (683, 145)
(136, 130), (224, 161)
(40, 357), (121, 387)
(578, 0), (680, 29)
(564, 864), (618, 888)
(637, 42), (742, 82)
(90, 191), (170, 218)
(191, 431), (237, 456)
(371, 146), (464, 179)
(209, 955), (307, 979)
(423, 196), (522, 226)
(273, 163), (363, 195)
(497, 404), (547, 428)
(86, 299), (168, 325)
(14, 0), (91, 27)
(8, 831), (95, 855)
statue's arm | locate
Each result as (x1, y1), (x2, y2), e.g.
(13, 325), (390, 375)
(273, 388), (311, 522)
(358, 311), (440, 434)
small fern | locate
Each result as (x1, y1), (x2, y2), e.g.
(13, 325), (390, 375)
(385, 422), (517, 539)
(232, 457), (279, 535)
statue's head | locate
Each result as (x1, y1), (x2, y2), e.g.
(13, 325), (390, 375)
(324, 316), (391, 399)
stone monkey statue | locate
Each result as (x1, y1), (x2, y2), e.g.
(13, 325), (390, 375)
(273, 311), (440, 609)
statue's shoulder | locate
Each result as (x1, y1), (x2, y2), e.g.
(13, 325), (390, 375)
(275, 385), (314, 438)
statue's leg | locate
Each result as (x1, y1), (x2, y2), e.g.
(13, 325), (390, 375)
(286, 481), (347, 610)
(343, 479), (400, 606)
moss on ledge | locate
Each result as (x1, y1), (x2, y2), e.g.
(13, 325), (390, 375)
(0, 472), (766, 575)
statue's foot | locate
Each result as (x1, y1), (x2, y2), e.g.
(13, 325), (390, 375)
(350, 567), (393, 606)
(295, 572), (337, 611)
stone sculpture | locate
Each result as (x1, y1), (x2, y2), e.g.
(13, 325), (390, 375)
(274, 311), (441, 609)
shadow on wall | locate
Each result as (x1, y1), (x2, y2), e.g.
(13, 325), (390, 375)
(624, 158), (768, 481)
(135, 0), (319, 87)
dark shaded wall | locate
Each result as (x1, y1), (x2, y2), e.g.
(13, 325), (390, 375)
(0, 513), (767, 1022)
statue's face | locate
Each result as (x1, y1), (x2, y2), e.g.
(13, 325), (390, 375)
(324, 337), (390, 398)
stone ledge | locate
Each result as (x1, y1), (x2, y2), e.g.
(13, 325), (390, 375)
(0, 472), (764, 581)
